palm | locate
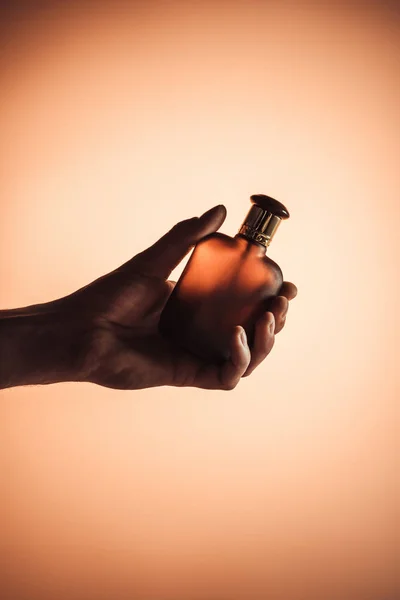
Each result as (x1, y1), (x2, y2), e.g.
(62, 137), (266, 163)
(78, 271), (182, 389)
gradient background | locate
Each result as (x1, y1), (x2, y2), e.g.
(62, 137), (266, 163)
(0, 1), (399, 599)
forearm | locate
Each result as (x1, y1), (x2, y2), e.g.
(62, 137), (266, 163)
(0, 300), (90, 389)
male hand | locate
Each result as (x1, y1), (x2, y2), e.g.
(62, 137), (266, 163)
(70, 205), (297, 391)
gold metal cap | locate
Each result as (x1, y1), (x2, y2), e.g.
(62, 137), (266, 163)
(238, 194), (290, 248)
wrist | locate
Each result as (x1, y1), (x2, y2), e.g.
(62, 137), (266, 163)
(0, 300), (92, 389)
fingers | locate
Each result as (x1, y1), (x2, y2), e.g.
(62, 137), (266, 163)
(242, 312), (275, 377)
(268, 295), (289, 334)
(191, 326), (251, 391)
(219, 326), (252, 390)
(219, 284), (295, 382)
(130, 204), (227, 279)
(267, 281), (297, 334)
(242, 283), (297, 376)
(175, 279), (297, 390)
(279, 281), (298, 300)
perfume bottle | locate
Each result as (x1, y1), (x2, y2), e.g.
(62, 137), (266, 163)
(159, 194), (289, 363)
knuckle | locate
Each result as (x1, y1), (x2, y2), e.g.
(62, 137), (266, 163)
(171, 356), (196, 388)
(275, 320), (285, 334)
(267, 337), (275, 353)
(222, 381), (237, 391)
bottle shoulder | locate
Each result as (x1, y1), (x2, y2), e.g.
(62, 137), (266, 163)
(196, 231), (236, 249)
(193, 234), (282, 282)
(263, 254), (283, 277)
(195, 234), (282, 271)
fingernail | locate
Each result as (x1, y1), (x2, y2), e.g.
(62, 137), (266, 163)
(268, 314), (275, 333)
(239, 327), (247, 347)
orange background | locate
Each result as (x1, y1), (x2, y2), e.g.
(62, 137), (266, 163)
(0, 1), (399, 599)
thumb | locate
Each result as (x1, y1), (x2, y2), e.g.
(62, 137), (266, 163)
(132, 204), (227, 278)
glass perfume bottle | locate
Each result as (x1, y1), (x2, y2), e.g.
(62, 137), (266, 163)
(159, 194), (290, 363)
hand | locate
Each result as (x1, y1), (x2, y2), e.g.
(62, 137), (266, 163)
(69, 205), (297, 391)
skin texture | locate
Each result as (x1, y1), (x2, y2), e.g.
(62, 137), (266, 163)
(0, 205), (297, 391)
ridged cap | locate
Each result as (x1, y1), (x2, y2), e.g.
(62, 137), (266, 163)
(238, 194), (290, 248)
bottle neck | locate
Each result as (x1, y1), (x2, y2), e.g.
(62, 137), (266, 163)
(234, 232), (267, 255)
(238, 205), (282, 248)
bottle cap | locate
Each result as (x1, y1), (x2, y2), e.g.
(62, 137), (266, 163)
(238, 194), (290, 248)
